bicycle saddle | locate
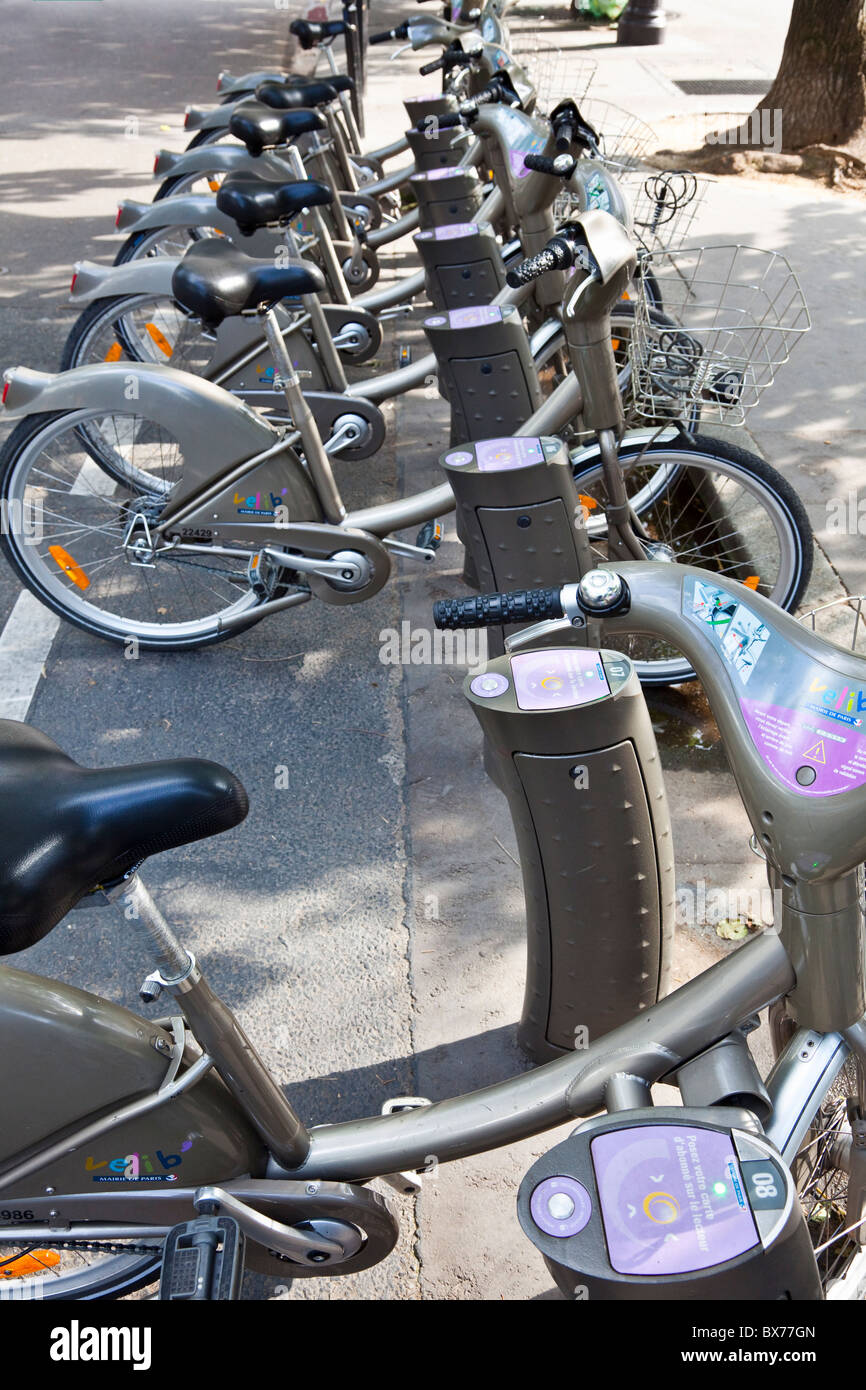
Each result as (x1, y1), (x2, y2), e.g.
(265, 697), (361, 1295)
(215, 172), (333, 235)
(267, 72), (354, 95)
(0, 720), (248, 957)
(172, 239), (326, 329)
(290, 18), (348, 48)
(229, 101), (324, 157)
(256, 79), (339, 110)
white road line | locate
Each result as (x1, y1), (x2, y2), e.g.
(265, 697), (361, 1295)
(0, 590), (60, 721)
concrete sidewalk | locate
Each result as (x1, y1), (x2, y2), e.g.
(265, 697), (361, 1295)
(357, 0), (866, 1298)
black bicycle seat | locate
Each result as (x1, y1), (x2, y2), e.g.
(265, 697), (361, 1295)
(256, 79), (339, 110)
(290, 18), (347, 49)
(216, 171), (333, 235)
(229, 101), (324, 157)
(0, 720), (249, 956)
(172, 238), (326, 329)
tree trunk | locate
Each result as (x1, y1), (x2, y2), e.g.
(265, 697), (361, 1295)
(756, 0), (866, 153)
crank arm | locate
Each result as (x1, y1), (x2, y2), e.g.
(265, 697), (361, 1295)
(194, 1185), (344, 1266)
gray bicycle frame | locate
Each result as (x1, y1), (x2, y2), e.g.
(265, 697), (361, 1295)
(145, 560), (866, 1183)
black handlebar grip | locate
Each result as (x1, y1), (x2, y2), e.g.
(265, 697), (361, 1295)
(419, 55), (445, 74)
(523, 153), (558, 175)
(505, 236), (574, 288)
(433, 588), (564, 630)
(435, 110), (467, 128)
(370, 22), (408, 43)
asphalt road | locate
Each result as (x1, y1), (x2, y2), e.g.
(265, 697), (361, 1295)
(0, 0), (426, 1299)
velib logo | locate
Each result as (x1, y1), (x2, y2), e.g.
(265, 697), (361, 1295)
(86, 1141), (192, 1183)
(807, 676), (866, 726)
(233, 487), (289, 516)
(50, 1322), (151, 1372)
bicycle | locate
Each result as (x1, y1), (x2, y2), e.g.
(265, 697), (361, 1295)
(2, 559), (865, 1299)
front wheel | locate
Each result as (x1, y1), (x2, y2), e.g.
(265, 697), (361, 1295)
(572, 433), (813, 686)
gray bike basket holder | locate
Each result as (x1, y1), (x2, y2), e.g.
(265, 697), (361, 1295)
(409, 166), (485, 230)
(465, 641), (675, 1061)
(424, 306), (542, 444)
(414, 222), (505, 310)
(406, 124), (473, 172)
(441, 435), (589, 656)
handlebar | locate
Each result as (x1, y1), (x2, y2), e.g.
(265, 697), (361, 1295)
(522, 152), (578, 178)
(435, 562), (866, 893)
(370, 22), (409, 43)
(434, 588), (564, 629)
(505, 232), (587, 288)
(419, 49), (474, 74)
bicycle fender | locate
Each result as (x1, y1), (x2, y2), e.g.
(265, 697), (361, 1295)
(183, 100), (242, 133)
(153, 145), (289, 182)
(115, 195), (236, 236)
(1, 363), (278, 489)
(70, 257), (179, 304)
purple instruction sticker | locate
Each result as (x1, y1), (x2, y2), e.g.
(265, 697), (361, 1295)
(474, 436), (543, 472)
(741, 698), (866, 798)
(592, 1126), (758, 1277)
(431, 223), (479, 240)
(510, 648), (609, 711)
(423, 165), (465, 182)
(446, 304), (503, 330)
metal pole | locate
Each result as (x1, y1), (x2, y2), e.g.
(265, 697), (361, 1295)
(617, 0), (666, 46)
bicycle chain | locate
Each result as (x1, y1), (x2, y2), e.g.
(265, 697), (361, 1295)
(5, 1237), (162, 1260)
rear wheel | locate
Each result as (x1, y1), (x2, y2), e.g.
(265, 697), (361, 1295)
(0, 410), (274, 650)
(61, 295), (217, 380)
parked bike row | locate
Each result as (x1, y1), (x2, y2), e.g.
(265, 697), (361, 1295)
(0, 0), (862, 1305)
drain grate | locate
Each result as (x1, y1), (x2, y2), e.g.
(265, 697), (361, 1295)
(673, 79), (771, 96)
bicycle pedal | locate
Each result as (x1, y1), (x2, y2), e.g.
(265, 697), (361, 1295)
(415, 520), (442, 553)
(159, 1215), (245, 1301)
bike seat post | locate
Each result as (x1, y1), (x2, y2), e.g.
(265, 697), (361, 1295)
(283, 222), (349, 392)
(259, 306), (347, 524)
(284, 146), (353, 305)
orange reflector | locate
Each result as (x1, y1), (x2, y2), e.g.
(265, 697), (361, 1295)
(1, 1249), (61, 1278)
(611, 338), (621, 353)
(49, 546), (90, 590)
(145, 323), (173, 358)
(208, 179), (221, 192)
(620, 289), (631, 300)
(579, 494), (599, 513)
(743, 576), (760, 590)
(104, 341), (123, 363)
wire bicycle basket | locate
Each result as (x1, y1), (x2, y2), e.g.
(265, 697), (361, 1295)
(627, 244), (811, 427)
(799, 593), (866, 656)
(573, 99), (656, 174)
(555, 167), (712, 255)
(510, 34), (596, 113)
(623, 169), (714, 253)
